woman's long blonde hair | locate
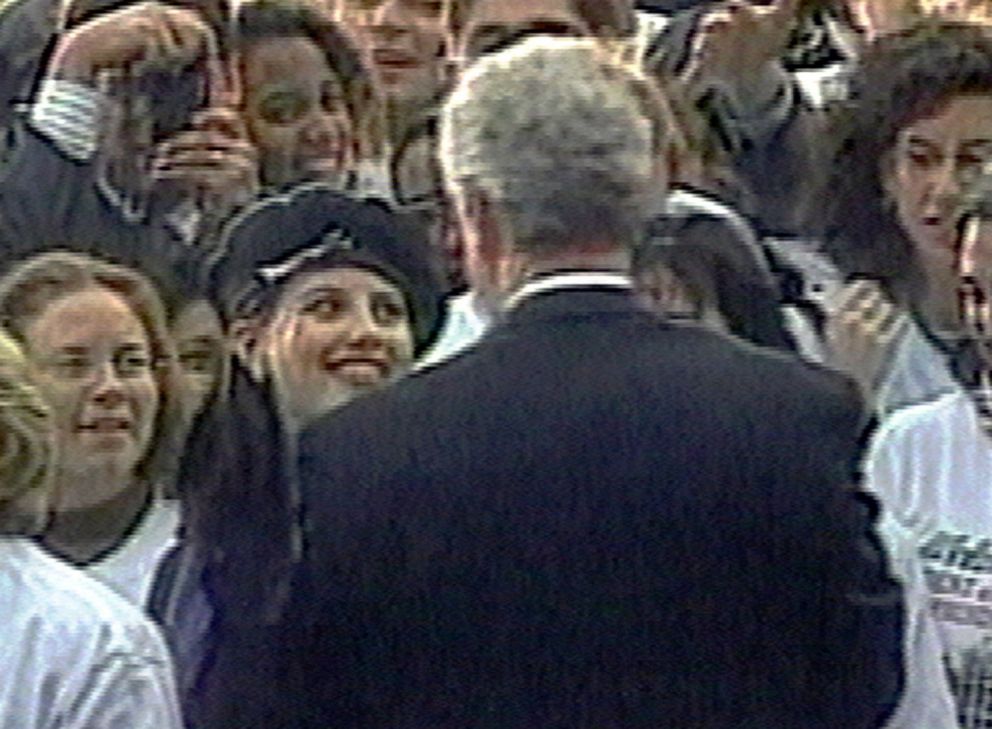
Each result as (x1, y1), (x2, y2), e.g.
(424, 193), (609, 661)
(0, 329), (54, 534)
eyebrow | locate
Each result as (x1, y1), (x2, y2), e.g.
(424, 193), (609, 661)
(301, 286), (346, 299)
(960, 139), (992, 151)
(904, 135), (941, 148)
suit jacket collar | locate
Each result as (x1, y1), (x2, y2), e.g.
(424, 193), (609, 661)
(503, 282), (644, 327)
(505, 270), (633, 308)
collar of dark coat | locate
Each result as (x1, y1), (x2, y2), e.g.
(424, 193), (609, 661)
(503, 286), (645, 327)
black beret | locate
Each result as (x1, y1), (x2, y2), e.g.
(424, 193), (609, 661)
(210, 183), (445, 355)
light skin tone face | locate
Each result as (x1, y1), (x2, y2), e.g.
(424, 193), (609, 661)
(262, 266), (415, 427)
(337, 0), (445, 103)
(171, 298), (224, 428)
(453, 0), (589, 65)
(241, 37), (354, 189)
(883, 94), (992, 304)
(25, 287), (159, 511)
(848, 0), (992, 40)
(395, 131), (464, 289)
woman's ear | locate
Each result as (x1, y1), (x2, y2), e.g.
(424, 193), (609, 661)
(229, 316), (266, 381)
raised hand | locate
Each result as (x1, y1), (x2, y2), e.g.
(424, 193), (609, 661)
(824, 278), (908, 403)
(682, 0), (799, 106)
(50, 1), (218, 86)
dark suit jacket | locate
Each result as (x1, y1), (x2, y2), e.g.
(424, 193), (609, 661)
(283, 285), (903, 729)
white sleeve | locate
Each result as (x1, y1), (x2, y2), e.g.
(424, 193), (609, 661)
(28, 78), (106, 162)
(61, 621), (184, 729)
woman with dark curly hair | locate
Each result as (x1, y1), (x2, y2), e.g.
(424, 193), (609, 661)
(822, 21), (992, 728)
(819, 20), (992, 415)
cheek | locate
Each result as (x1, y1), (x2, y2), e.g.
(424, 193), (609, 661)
(275, 317), (344, 377)
(129, 378), (160, 426)
(885, 164), (922, 211)
(389, 325), (416, 364)
(35, 379), (83, 432)
(248, 120), (296, 158)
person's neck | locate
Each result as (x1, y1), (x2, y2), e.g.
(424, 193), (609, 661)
(41, 473), (152, 566)
(913, 266), (963, 339)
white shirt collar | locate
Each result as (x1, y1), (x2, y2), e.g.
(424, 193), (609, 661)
(504, 271), (633, 312)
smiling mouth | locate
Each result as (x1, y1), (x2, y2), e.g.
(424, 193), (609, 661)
(324, 357), (389, 372)
(77, 418), (132, 434)
(372, 50), (420, 70)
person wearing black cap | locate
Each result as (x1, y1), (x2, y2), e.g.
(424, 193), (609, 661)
(147, 181), (443, 728)
(213, 182), (443, 429)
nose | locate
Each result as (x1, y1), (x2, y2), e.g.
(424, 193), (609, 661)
(89, 362), (126, 408)
(930, 157), (964, 208)
(348, 302), (388, 348)
(300, 109), (341, 148)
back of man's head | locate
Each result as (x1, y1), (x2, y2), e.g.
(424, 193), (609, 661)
(440, 36), (670, 256)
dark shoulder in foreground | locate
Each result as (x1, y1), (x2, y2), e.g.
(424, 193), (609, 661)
(300, 314), (863, 458)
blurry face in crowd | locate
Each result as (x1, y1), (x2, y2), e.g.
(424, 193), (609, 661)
(451, 0), (589, 66)
(25, 287), (159, 509)
(635, 263), (728, 333)
(337, 0), (445, 103)
(847, 0), (918, 39)
(171, 299), (224, 428)
(242, 36), (355, 189)
(394, 130), (464, 290)
(264, 266), (415, 425)
(883, 94), (992, 282)
(848, 0), (992, 40)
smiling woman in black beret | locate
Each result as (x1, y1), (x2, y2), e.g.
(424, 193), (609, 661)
(149, 183), (444, 728)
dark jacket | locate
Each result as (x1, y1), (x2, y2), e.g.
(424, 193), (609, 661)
(0, 123), (195, 275)
(264, 284), (904, 729)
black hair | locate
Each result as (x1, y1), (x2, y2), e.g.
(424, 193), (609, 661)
(236, 0), (372, 120)
(819, 21), (992, 303)
(635, 212), (797, 352)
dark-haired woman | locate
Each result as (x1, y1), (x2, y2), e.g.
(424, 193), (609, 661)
(149, 184), (443, 727)
(633, 191), (800, 353)
(819, 21), (992, 416)
(820, 21), (992, 727)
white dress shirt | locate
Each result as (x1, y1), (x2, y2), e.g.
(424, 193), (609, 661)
(0, 536), (183, 729)
(416, 290), (496, 369)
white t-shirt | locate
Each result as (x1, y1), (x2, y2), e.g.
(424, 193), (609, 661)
(0, 536), (183, 729)
(868, 390), (992, 727)
(85, 498), (180, 607)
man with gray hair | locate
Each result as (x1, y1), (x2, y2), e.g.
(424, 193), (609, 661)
(277, 36), (904, 729)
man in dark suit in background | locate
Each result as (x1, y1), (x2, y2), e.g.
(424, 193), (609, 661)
(287, 36), (903, 729)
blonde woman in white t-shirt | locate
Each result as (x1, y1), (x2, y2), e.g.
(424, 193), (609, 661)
(0, 251), (184, 606)
(0, 328), (182, 729)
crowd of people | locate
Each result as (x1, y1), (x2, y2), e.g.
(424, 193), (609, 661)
(3, 0), (992, 727)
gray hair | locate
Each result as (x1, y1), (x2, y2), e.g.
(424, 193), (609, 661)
(439, 36), (671, 253)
